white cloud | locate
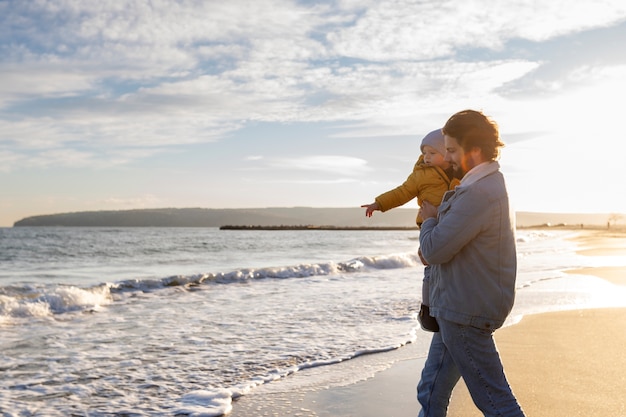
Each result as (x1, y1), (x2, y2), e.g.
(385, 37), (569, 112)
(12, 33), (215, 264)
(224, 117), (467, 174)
(328, 0), (626, 61)
(245, 177), (359, 185)
(0, 150), (22, 172)
(271, 155), (370, 176)
(507, 1), (626, 41)
(3, 0), (622, 143)
(0, 65), (96, 104)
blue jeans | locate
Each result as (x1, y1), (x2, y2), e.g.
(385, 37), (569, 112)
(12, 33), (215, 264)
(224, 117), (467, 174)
(417, 318), (525, 417)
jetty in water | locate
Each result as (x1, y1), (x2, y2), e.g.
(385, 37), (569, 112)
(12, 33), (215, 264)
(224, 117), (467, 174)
(219, 225), (418, 230)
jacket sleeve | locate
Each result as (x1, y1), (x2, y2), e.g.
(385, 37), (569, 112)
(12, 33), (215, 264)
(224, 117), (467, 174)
(374, 161), (423, 212)
(419, 186), (493, 265)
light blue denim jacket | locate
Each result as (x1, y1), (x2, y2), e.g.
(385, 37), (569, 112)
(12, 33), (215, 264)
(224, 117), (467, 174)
(419, 162), (517, 330)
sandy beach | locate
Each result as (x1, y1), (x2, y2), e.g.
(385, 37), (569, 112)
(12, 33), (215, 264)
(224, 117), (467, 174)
(301, 229), (626, 417)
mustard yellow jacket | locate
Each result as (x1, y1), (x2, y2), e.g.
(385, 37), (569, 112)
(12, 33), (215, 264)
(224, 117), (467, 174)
(375, 155), (460, 225)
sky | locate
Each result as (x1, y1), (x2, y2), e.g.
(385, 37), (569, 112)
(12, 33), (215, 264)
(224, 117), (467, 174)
(2, 0), (626, 227)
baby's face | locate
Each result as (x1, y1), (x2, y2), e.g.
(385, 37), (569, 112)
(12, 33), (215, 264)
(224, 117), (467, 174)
(422, 145), (448, 168)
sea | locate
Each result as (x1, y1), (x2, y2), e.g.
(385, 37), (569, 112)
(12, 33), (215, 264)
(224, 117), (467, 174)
(1, 226), (626, 417)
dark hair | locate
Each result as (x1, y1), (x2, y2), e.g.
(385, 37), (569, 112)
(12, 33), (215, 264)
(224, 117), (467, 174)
(442, 110), (504, 161)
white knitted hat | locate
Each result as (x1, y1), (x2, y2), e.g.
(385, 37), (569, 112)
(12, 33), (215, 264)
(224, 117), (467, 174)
(420, 129), (446, 156)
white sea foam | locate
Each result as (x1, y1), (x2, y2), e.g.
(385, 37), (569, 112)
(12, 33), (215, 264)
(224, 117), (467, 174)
(177, 389), (233, 417)
(515, 230), (556, 243)
(0, 284), (112, 319)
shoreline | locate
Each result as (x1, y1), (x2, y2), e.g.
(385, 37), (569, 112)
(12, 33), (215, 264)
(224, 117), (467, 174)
(285, 228), (626, 417)
(298, 308), (626, 417)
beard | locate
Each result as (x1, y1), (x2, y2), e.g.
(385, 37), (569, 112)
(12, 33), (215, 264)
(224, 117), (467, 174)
(452, 164), (465, 178)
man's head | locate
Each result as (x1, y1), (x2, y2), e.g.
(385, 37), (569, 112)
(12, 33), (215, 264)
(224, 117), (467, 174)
(442, 110), (503, 175)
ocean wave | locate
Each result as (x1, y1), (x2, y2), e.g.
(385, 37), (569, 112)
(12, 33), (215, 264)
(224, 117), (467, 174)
(0, 284), (112, 319)
(111, 252), (419, 290)
(0, 252), (420, 320)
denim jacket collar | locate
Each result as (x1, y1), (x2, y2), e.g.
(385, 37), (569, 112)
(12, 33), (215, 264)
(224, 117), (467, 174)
(459, 161), (500, 188)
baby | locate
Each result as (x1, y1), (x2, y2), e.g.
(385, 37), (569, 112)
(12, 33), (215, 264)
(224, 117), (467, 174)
(361, 129), (459, 332)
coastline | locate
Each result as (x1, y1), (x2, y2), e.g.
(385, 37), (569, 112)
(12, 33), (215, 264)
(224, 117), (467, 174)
(300, 307), (626, 417)
(296, 229), (626, 417)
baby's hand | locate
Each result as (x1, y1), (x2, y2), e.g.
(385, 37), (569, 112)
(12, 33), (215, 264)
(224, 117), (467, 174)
(361, 202), (380, 217)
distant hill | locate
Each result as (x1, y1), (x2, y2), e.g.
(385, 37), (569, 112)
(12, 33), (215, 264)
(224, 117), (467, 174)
(13, 207), (418, 228)
(12, 207), (620, 228)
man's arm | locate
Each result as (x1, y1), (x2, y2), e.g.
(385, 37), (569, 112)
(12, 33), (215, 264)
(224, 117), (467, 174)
(419, 189), (489, 264)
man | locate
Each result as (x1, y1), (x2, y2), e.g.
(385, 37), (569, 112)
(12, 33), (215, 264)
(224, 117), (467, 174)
(417, 110), (525, 417)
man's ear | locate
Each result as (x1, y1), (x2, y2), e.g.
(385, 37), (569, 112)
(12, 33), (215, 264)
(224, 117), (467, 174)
(469, 146), (483, 164)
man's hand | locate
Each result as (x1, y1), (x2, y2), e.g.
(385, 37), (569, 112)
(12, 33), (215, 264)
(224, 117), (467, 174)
(418, 248), (429, 266)
(420, 201), (438, 220)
